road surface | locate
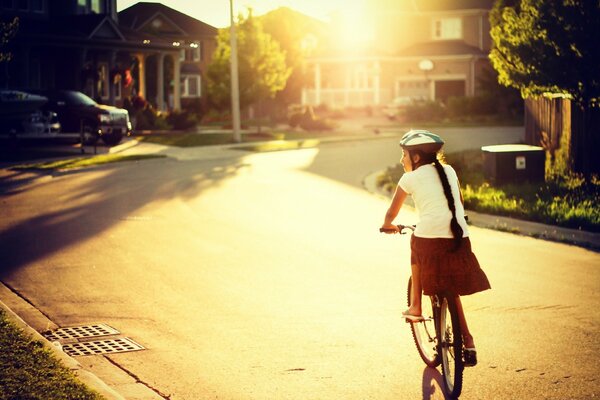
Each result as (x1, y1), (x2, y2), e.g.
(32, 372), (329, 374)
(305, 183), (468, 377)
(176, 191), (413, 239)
(1, 131), (598, 399)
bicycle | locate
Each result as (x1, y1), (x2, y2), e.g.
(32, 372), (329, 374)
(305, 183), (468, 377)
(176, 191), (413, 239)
(380, 224), (464, 398)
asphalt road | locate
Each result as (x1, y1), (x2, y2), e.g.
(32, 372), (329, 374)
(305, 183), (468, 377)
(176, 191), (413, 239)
(1, 130), (599, 399)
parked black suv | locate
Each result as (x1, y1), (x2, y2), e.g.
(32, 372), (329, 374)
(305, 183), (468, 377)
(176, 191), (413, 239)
(35, 90), (132, 146)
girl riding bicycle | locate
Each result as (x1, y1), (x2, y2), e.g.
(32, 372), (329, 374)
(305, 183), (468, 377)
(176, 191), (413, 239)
(380, 129), (491, 366)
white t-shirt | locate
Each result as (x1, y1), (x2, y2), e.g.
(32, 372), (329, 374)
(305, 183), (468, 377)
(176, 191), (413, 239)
(398, 164), (469, 238)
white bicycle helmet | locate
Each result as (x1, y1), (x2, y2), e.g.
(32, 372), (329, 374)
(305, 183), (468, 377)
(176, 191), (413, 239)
(399, 129), (444, 153)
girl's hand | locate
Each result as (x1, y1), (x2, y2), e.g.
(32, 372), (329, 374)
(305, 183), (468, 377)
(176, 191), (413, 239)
(380, 224), (400, 234)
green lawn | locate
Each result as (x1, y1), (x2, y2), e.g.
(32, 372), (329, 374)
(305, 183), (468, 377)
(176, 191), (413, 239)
(136, 130), (369, 148)
(11, 153), (166, 171)
(0, 309), (102, 400)
(377, 149), (600, 233)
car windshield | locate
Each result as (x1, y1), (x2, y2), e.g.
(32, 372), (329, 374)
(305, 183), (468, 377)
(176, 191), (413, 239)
(64, 91), (97, 106)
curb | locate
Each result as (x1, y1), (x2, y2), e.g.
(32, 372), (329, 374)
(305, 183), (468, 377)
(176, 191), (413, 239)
(0, 295), (125, 400)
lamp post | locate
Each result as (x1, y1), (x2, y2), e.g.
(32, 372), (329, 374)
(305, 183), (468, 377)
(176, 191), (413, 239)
(229, 0), (241, 143)
(418, 59), (434, 101)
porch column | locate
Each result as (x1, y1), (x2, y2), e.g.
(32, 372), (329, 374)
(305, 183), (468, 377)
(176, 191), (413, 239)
(373, 61), (381, 105)
(157, 52), (165, 111)
(314, 62), (321, 106)
(135, 53), (146, 98)
(173, 53), (181, 111)
(344, 66), (350, 106)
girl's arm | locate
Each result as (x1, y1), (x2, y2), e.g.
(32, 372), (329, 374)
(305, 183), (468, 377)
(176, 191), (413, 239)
(381, 185), (408, 233)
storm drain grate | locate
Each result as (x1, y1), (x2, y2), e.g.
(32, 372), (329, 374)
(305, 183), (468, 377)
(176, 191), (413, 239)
(43, 324), (120, 342)
(62, 337), (145, 356)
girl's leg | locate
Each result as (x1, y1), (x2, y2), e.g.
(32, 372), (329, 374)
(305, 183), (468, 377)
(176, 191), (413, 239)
(455, 296), (475, 348)
(406, 263), (422, 316)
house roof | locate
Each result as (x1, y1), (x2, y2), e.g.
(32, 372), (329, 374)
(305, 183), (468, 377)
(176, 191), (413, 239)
(376, 0), (493, 13)
(415, 0), (494, 11)
(118, 2), (218, 38)
(399, 40), (487, 57)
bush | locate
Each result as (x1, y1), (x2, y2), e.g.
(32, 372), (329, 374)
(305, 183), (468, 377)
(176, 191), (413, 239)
(299, 116), (337, 131)
(286, 106), (337, 131)
(447, 95), (497, 119)
(288, 112), (304, 128)
(377, 149), (600, 232)
(166, 111), (198, 131)
(405, 101), (445, 122)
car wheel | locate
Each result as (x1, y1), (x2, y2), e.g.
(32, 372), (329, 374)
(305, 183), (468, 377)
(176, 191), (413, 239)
(81, 123), (99, 146)
(101, 132), (123, 146)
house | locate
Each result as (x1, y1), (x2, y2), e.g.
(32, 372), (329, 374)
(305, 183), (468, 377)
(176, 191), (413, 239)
(118, 2), (218, 111)
(0, 0), (217, 112)
(302, 0), (495, 108)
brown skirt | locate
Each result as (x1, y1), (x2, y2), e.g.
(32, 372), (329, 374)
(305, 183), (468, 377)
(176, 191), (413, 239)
(411, 236), (491, 296)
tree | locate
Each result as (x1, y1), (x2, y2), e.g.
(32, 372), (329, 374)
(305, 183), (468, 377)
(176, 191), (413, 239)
(0, 17), (18, 63)
(259, 7), (328, 111)
(206, 10), (291, 113)
(489, 0), (600, 108)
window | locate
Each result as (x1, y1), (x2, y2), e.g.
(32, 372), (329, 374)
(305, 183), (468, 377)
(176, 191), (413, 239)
(180, 49), (186, 62)
(76, 0), (86, 13)
(18, 0), (28, 11)
(181, 75), (201, 97)
(433, 17), (462, 40)
(90, 0), (101, 13)
(192, 45), (200, 62)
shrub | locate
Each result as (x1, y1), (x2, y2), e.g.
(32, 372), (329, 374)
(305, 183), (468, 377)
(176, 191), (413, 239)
(299, 116), (337, 131)
(166, 111), (198, 131)
(405, 101), (445, 122)
(288, 106), (337, 131)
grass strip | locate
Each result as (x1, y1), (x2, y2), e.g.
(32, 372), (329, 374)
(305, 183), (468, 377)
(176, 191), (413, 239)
(0, 308), (102, 400)
(236, 139), (321, 152)
(12, 154), (166, 171)
(137, 131), (361, 148)
(376, 149), (600, 232)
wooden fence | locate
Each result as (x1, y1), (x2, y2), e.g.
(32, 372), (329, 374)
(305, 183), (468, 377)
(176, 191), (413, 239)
(524, 96), (599, 175)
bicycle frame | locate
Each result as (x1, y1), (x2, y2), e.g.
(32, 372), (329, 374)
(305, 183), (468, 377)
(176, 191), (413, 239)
(382, 224), (464, 397)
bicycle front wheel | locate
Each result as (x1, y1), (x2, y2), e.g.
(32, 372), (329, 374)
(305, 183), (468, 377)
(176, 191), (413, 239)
(407, 277), (440, 367)
(439, 295), (464, 398)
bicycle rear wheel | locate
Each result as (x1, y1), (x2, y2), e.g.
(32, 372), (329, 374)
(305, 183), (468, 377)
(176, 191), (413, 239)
(407, 277), (440, 367)
(439, 295), (464, 398)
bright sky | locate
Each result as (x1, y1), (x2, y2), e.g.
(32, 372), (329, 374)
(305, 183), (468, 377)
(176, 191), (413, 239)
(116, 0), (365, 28)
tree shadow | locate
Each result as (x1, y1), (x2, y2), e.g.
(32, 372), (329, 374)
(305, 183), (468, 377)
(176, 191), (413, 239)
(0, 150), (249, 278)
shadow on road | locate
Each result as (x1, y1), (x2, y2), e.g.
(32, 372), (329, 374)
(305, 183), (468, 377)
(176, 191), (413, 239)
(422, 367), (453, 400)
(0, 148), (248, 279)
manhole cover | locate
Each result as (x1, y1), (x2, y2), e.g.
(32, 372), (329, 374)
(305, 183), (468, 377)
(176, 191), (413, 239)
(62, 337), (145, 356)
(43, 324), (120, 341)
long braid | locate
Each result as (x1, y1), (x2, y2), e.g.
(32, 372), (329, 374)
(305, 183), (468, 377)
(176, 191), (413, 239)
(432, 158), (463, 250)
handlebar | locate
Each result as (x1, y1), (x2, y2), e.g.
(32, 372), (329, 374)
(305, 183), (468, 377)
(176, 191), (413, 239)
(379, 224), (416, 234)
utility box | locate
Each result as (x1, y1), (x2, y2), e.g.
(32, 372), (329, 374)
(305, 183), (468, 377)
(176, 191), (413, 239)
(481, 144), (545, 185)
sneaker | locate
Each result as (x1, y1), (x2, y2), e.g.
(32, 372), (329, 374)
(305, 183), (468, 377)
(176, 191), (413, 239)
(463, 348), (477, 367)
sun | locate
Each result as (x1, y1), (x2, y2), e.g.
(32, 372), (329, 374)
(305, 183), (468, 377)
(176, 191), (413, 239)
(333, 3), (375, 50)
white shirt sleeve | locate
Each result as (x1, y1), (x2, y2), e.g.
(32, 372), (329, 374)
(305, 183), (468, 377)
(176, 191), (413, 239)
(398, 172), (414, 194)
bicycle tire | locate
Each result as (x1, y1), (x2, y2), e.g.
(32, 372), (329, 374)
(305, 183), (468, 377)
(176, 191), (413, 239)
(439, 295), (464, 398)
(407, 277), (440, 367)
